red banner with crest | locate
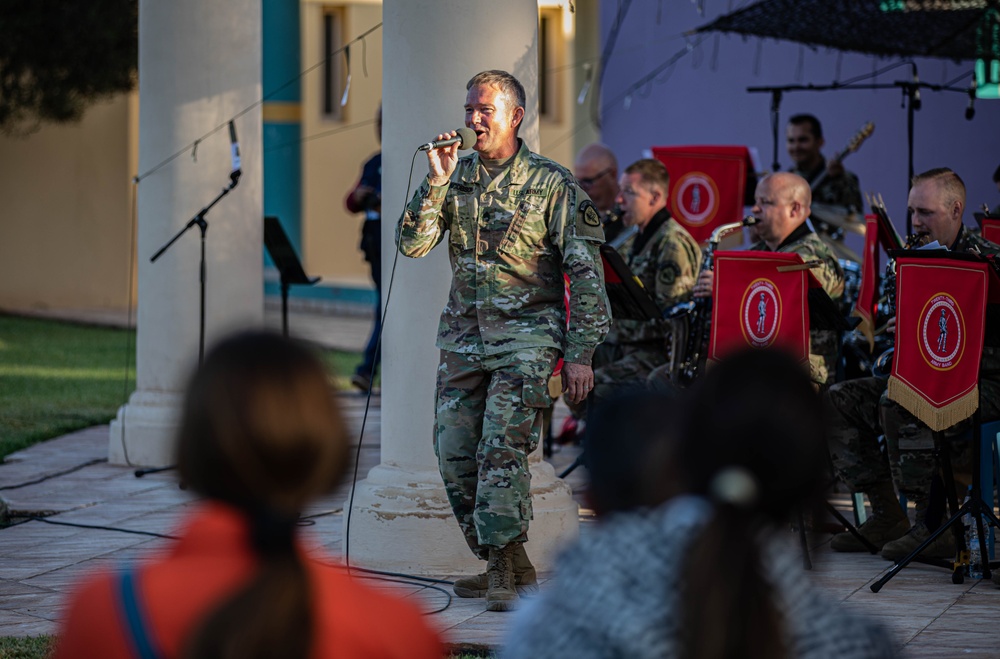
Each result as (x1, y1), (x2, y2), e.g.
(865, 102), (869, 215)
(888, 256), (988, 431)
(852, 214), (881, 351)
(650, 146), (753, 244)
(982, 218), (1000, 245)
(709, 251), (819, 365)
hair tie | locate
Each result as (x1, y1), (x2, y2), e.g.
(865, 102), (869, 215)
(247, 506), (298, 557)
(709, 467), (759, 508)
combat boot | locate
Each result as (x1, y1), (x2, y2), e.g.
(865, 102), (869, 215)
(484, 544), (519, 612)
(453, 544), (537, 598)
(880, 522), (957, 561)
(830, 482), (910, 552)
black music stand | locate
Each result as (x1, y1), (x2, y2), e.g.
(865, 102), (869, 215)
(556, 247), (662, 479)
(871, 252), (1000, 591)
(264, 216), (321, 337)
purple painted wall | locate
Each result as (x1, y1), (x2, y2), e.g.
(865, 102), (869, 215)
(598, 2), (1000, 246)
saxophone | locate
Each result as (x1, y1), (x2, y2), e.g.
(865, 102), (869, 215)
(667, 215), (758, 385)
(871, 231), (931, 377)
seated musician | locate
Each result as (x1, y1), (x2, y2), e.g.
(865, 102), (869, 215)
(693, 172), (844, 386)
(587, 159), (701, 405)
(826, 168), (1000, 560)
(574, 143), (623, 243)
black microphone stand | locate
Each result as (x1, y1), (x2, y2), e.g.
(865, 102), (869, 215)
(747, 76), (966, 235)
(150, 170), (241, 364)
(138, 169), (241, 478)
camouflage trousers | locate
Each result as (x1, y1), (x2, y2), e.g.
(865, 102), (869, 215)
(435, 347), (558, 560)
(827, 375), (1000, 506)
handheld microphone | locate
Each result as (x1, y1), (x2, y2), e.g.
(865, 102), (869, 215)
(228, 120), (242, 184)
(419, 127), (477, 152)
(965, 83), (976, 121)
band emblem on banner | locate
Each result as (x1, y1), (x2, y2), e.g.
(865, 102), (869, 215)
(888, 258), (988, 431)
(673, 171), (721, 229)
(740, 278), (782, 348)
(917, 293), (965, 370)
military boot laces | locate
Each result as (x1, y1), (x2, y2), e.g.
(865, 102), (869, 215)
(453, 544), (537, 598)
(485, 544), (519, 612)
(831, 483), (910, 552)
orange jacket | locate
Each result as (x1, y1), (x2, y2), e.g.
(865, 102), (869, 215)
(54, 502), (444, 659)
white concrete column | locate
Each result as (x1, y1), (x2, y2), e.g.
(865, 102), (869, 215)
(346, 0), (579, 574)
(109, 0), (264, 466)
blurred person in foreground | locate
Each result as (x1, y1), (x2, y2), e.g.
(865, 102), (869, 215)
(54, 332), (442, 659)
(503, 349), (896, 659)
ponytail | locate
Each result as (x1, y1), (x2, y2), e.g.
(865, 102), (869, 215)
(183, 508), (312, 659)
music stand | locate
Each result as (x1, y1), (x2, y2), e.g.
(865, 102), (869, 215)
(599, 244), (662, 322)
(558, 248), (662, 480)
(871, 252), (1000, 591)
(264, 216), (321, 337)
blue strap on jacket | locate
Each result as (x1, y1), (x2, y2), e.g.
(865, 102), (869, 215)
(116, 565), (165, 659)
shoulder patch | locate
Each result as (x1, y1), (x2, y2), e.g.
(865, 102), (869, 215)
(658, 263), (680, 287)
(580, 200), (602, 227)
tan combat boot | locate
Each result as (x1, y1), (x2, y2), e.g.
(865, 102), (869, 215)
(830, 481), (910, 552)
(453, 544), (537, 598)
(484, 544), (519, 612)
(881, 500), (957, 561)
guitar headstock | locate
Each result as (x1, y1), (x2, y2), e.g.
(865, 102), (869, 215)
(844, 121), (875, 155)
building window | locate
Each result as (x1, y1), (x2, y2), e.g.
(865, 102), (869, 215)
(323, 8), (345, 120)
(538, 7), (561, 121)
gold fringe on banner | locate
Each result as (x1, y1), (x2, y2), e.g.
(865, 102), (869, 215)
(851, 307), (875, 353)
(888, 376), (979, 432)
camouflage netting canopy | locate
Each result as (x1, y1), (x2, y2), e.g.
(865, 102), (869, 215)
(694, 0), (999, 62)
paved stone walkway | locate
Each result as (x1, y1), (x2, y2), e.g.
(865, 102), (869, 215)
(4, 413), (1000, 655)
(4, 307), (1000, 655)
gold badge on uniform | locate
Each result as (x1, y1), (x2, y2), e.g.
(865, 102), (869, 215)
(580, 200), (602, 227)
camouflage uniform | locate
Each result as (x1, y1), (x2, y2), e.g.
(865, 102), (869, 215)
(829, 227), (1000, 509)
(791, 158), (863, 211)
(398, 140), (610, 558)
(593, 209), (701, 400)
(750, 222), (845, 385)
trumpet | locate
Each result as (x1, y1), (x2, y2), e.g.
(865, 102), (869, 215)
(667, 215), (759, 384)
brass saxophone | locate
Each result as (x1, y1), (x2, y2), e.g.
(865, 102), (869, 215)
(871, 231), (931, 377)
(667, 215), (759, 384)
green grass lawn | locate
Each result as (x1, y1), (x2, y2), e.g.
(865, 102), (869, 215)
(0, 635), (52, 658)
(0, 314), (366, 460)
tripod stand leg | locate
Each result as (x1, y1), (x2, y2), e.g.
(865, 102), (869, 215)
(797, 510), (812, 570)
(825, 500), (879, 554)
(871, 503), (967, 592)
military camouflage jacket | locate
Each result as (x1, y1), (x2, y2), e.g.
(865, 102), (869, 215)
(791, 158), (863, 211)
(751, 223), (845, 384)
(397, 141), (611, 364)
(609, 209), (701, 345)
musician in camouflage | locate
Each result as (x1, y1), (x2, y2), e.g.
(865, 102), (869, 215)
(590, 159), (700, 402)
(693, 171), (844, 386)
(574, 143), (624, 243)
(397, 70), (609, 612)
(828, 168), (1000, 560)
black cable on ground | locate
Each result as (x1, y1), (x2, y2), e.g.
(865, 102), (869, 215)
(0, 459), (108, 491)
(23, 516), (177, 540)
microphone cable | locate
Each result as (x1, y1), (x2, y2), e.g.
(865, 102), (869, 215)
(342, 147), (422, 570)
